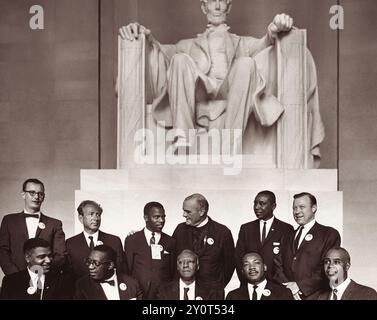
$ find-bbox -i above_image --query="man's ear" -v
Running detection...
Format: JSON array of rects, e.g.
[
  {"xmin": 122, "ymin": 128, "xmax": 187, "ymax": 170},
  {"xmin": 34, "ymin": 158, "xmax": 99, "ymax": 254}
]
[
  {"xmin": 25, "ymin": 253, "xmax": 31, "ymax": 264},
  {"xmin": 108, "ymin": 261, "xmax": 115, "ymax": 271},
  {"xmin": 264, "ymin": 264, "xmax": 267, "ymax": 272},
  {"xmin": 345, "ymin": 262, "xmax": 351, "ymax": 272},
  {"xmin": 143, "ymin": 215, "xmax": 148, "ymax": 222},
  {"xmin": 78, "ymin": 214, "xmax": 84, "ymax": 225},
  {"xmin": 226, "ymin": 3, "xmax": 232, "ymax": 14},
  {"xmin": 311, "ymin": 204, "xmax": 317, "ymax": 214},
  {"xmin": 201, "ymin": 2, "xmax": 208, "ymax": 15},
  {"xmin": 21, "ymin": 191, "xmax": 26, "ymax": 200},
  {"xmin": 271, "ymin": 203, "xmax": 277, "ymax": 211}
]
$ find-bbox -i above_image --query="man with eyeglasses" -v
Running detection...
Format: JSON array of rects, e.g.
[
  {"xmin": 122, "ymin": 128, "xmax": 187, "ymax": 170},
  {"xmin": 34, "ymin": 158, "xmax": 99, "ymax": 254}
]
[
  {"xmin": 0, "ymin": 178, "xmax": 67, "ymax": 275},
  {"xmin": 318, "ymin": 247, "xmax": 377, "ymax": 300},
  {"xmin": 74, "ymin": 245, "xmax": 142, "ymax": 300},
  {"xmin": 1, "ymin": 238, "xmax": 69, "ymax": 300},
  {"xmin": 66, "ymin": 200, "xmax": 125, "ymax": 281}
]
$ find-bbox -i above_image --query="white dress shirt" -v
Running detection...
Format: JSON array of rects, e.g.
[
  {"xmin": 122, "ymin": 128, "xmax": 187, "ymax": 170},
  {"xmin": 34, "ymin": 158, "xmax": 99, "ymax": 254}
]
[
  {"xmin": 179, "ymin": 279, "xmax": 196, "ymax": 300},
  {"xmin": 83, "ymin": 230, "xmax": 99, "ymax": 247},
  {"xmin": 144, "ymin": 228, "xmax": 161, "ymax": 245},
  {"xmin": 331, "ymin": 277, "xmax": 351, "ymax": 300},
  {"xmin": 24, "ymin": 210, "xmax": 41, "ymax": 239},
  {"xmin": 295, "ymin": 219, "xmax": 316, "ymax": 248},
  {"xmin": 100, "ymin": 272, "xmax": 120, "ymax": 300},
  {"xmin": 247, "ymin": 279, "xmax": 267, "ymax": 300},
  {"xmin": 27, "ymin": 266, "xmax": 45, "ymax": 299},
  {"xmin": 259, "ymin": 216, "xmax": 275, "ymax": 242}
]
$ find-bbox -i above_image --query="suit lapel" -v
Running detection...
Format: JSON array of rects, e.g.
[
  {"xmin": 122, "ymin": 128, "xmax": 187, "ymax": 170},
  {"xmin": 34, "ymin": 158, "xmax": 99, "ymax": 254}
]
[
  {"xmin": 262, "ymin": 219, "xmax": 278, "ymax": 247},
  {"xmin": 17, "ymin": 212, "xmax": 30, "ymax": 240},
  {"xmin": 225, "ymin": 33, "xmax": 240, "ymax": 67},
  {"xmin": 35, "ymin": 213, "xmax": 47, "ymax": 238},
  {"xmin": 117, "ymin": 274, "xmax": 130, "ymax": 300},
  {"xmin": 194, "ymin": 33, "xmax": 210, "ymax": 59},
  {"xmin": 296, "ymin": 222, "xmax": 318, "ymax": 252},
  {"xmin": 341, "ymin": 280, "xmax": 355, "ymax": 300}
]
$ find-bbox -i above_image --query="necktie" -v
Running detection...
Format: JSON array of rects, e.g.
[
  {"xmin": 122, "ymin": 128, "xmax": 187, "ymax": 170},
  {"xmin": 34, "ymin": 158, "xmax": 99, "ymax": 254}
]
[
  {"xmin": 252, "ymin": 285, "xmax": 258, "ymax": 300},
  {"xmin": 261, "ymin": 221, "xmax": 267, "ymax": 243},
  {"xmin": 150, "ymin": 232, "xmax": 156, "ymax": 245},
  {"xmin": 88, "ymin": 236, "xmax": 95, "ymax": 250},
  {"xmin": 24, "ymin": 213, "xmax": 39, "ymax": 219},
  {"xmin": 293, "ymin": 226, "xmax": 304, "ymax": 251},
  {"xmin": 102, "ymin": 280, "xmax": 115, "ymax": 286},
  {"xmin": 184, "ymin": 287, "xmax": 189, "ymax": 300},
  {"xmin": 333, "ymin": 288, "xmax": 338, "ymax": 300}
]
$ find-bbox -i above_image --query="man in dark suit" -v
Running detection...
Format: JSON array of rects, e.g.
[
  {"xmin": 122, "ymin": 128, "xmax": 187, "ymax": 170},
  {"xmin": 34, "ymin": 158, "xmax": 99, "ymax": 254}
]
[
  {"xmin": 1, "ymin": 238, "xmax": 69, "ymax": 300},
  {"xmin": 74, "ymin": 245, "xmax": 142, "ymax": 300},
  {"xmin": 157, "ymin": 249, "xmax": 222, "ymax": 300},
  {"xmin": 318, "ymin": 247, "xmax": 377, "ymax": 300},
  {"xmin": 172, "ymin": 193, "xmax": 235, "ymax": 291},
  {"xmin": 0, "ymin": 178, "xmax": 66, "ymax": 275},
  {"xmin": 66, "ymin": 200, "xmax": 125, "ymax": 281},
  {"xmin": 124, "ymin": 201, "xmax": 176, "ymax": 300},
  {"xmin": 235, "ymin": 190, "xmax": 294, "ymax": 282},
  {"xmin": 273, "ymin": 192, "xmax": 341, "ymax": 300},
  {"xmin": 226, "ymin": 252, "xmax": 292, "ymax": 300}
]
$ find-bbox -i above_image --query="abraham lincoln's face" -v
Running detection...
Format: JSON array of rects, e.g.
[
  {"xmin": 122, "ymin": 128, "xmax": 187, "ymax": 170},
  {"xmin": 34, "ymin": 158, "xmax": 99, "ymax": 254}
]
[{"xmin": 201, "ymin": 0, "xmax": 232, "ymax": 26}]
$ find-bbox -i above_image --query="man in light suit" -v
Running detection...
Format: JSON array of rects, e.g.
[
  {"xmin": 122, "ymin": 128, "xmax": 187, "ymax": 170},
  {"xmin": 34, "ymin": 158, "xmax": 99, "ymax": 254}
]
[
  {"xmin": 74, "ymin": 245, "xmax": 142, "ymax": 300},
  {"xmin": 0, "ymin": 178, "xmax": 66, "ymax": 275},
  {"xmin": 66, "ymin": 200, "xmax": 125, "ymax": 281},
  {"xmin": 157, "ymin": 249, "xmax": 222, "ymax": 300},
  {"xmin": 273, "ymin": 192, "xmax": 341, "ymax": 300},
  {"xmin": 119, "ymin": 0, "xmax": 293, "ymax": 148},
  {"xmin": 1, "ymin": 238, "xmax": 69, "ymax": 300},
  {"xmin": 226, "ymin": 252, "xmax": 292, "ymax": 300},
  {"xmin": 172, "ymin": 193, "xmax": 235, "ymax": 291},
  {"xmin": 235, "ymin": 190, "xmax": 294, "ymax": 282},
  {"xmin": 318, "ymin": 247, "xmax": 377, "ymax": 300},
  {"xmin": 124, "ymin": 202, "xmax": 176, "ymax": 300}
]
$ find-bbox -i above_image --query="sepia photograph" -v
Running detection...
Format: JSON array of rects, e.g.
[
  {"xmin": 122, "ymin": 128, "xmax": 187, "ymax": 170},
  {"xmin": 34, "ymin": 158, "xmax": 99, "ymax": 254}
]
[{"xmin": 0, "ymin": 0, "xmax": 376, "ymax": 312}]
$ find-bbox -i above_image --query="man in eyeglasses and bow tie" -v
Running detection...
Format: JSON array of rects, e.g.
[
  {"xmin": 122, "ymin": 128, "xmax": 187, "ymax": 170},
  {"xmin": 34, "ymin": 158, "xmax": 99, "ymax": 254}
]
[
  {"xmin": 0, "ymin": 178, "xmax": 67, "ymax": 276},
  {"xmin": 74, "ymin": 245, "xmax": 142, "ymax": 300}
]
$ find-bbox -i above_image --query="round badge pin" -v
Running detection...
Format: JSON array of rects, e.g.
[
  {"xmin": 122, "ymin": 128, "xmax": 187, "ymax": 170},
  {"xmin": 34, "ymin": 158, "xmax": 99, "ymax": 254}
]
[
  {"xmin": 207, "ymin": 237, "xmax": 214, "ymax": 245},
  {"xmin": 38, "ymin": 222, "xmax": 46, "ymax": 229},
  {"xmin": 305, "ymin": 234, "xmax": 313, "ymax": 241},
  {"xmin": 119, "ymin": 283, "xmax": 127, "ymax": 291},
  {"xmin": 195, "ymin": 296, "xmax": 203, "ymax": 300},
  {"xmin": 263, "ymin": 289, "xmax": 271, "ymax": 296},
  {"xmin": 273, "ymin": 247, "xmax": 280, "ymax": 255},
  {"xmin": 27, "ymin": 286, "xmax": 37, "ymax": 295},
  {"xmin": 158, "ymin": 244, "xmax": 164, "ymax": 251},
  {"xmin": 97, "ymin": 240, "xmax": 103, "ymax": 245}
]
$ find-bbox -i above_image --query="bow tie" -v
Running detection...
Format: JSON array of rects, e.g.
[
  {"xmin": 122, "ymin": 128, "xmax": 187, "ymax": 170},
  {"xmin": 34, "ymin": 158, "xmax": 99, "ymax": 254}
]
[
  {"xmin": 101, "ymin": 280, "xmax": 115, "ymax": 286},
  {"xmin": 23, "ymin": 213, "xmax": 39, "ymax": 219}
]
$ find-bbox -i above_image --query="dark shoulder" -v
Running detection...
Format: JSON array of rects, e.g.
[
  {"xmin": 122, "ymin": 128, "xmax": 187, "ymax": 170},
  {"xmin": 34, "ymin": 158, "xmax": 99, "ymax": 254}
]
[
  {"xmin": 99, "ymin": 231, "xmax": 122, "ymax": 242},
  {"xmin": 240, "ymin": 220, "xmax": 258, "ymax": 231},
  {"xmin": 76, "ymin": 274, "xmax": 91, "ymax": 287},
  {"xmin": 41, "ymin": 214, "xmax": 63, "ymax": 225},
  {"xmin": 209, "ymin": 218, "xmax": 232, "ymax": 234},
  {"xmin": 3, "ymin": 269, "xmax": 27, "ymax": 282},
  {"xmin": 274, "ymin": 218, "xmax": 294, "ymax": 232},
  {"xmin": 315, "ymin": 222, "xmax": 340, "ymax": 237},
  {"xmin": 124, "ymin": 230, "xmax": 144, "ymax": 243},
  {"xmin": 66, "ymin": 233, "xmax": 82, "ymax": 244},
  {"xmin": 1, "ymin": 213, "xmax": 23, "ymax": 222},
  {"xmin": 226, "ymin": 287, "xmax": 242, "ymax": 300},
  {"xmin": 351, "ymin": 280, "xmax": 377, "ymax": 296}
]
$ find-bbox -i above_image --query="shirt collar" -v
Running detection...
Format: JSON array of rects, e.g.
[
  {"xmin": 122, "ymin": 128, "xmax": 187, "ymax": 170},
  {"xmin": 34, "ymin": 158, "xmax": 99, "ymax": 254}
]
[
  {"xmin": 83, "ymin": 230, "xmax": 99, "ymax": 241},
  {"xmin": 196, "ymin": 217, "xmax": 209, "ymax": 228},
  {"xmin": 332, "ymin": 277, "xmax": 351, "ymax": 298},
  {"xmin": 103, "ymin": 272, "xmax": 117, "ymax": 282},
  {"xmin": 24, "ymin": 210, "xmax": 41, "ymax": 217},
  {"xmin": 260, "ymin": 216, "xmax": 274, "ymax": 226},
  {"xmin": 180, "ymin": 278, "xmax": 196, "ymax": 290},
  {"xmin": 300, "ymin": 218, "xmax": 316, "ymax": 231},
  {"xmin": 247, "ymin": 278, "xmax": 267, "ymax": 299},
  {"xmin": 27, "ymin": 266, "xmax": 45, "ymax": 283}
]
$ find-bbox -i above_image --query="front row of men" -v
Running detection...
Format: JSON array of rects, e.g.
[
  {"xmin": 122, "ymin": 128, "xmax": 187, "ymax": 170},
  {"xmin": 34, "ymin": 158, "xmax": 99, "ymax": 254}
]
[{"xmin": 0, "ymin": 178, "xmax": 376, "ymax": 300}]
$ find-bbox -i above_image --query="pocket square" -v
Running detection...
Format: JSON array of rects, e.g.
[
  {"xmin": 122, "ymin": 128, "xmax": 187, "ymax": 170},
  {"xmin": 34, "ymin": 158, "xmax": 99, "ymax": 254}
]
[
  {"xmin": 163, "ymin": 250, "xmax": 170, "ymax": 254},
  {"xmin": 273, "ymin": 242, "xmax": 280, "ymax": 246}
]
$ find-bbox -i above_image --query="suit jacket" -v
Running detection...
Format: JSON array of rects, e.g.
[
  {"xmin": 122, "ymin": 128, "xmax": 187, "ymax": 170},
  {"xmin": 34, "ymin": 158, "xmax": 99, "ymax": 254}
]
[
  {"xmin": 124, "ymin": 230, "xmax": 176, "ymax": 300},
  {"xmin": 156, "ymin": 278, "xmax": 223, "ymax": 300},
  {"xmin": 226, "ymin": 280, "xmax": 293, "ymax": 300},
  {"xmin": 273, "ymin": 221, "xmax": 341, "ymax": 299},
  {"xmin": 0, "ymin": 212, "xmax": 67, "ymax": 275},
  {"xmin": 66, "ymin": 230, "xmax": 125, "ymax": 280},
  {"xmin": 0, "ymin": 269, "xmax": 69, "ymax": 300},
  {"xmin": 318, "ymin": 280, "xmax": 377, "ymax": 300},
  {"xmin": 172, "ymin": 217, "xmax": 235, "ymax": 291},
  {"xmin": 74, "ymin": 272, "xmax": 142, "ymax": 300},
  {"xmin": 235, "ymin": 217, "xmax": 294, "ymax": 282}
]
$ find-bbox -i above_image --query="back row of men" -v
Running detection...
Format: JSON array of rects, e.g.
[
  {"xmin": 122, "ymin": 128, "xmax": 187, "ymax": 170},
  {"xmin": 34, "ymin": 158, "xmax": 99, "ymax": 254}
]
[{"xmin": 0, "ymin": 178, "xmax": 376, "ymax": 300}]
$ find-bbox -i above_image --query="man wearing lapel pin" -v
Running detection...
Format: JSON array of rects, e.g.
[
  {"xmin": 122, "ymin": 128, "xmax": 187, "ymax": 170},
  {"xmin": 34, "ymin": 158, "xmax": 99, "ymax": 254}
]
[
  {"xmin": 226, "ymin": 252, "xmax": 292, "ymax": 300},
  {"xmin": 172, "ymin": 193, "xmax": 235, "ymax": 292},
  {"xmin": 273, "ymin": 192, "xmax": 341, "ymax": 300},
  {"xmin": 74, "ymin": 245, "xmax": 142, "ymax": 300},
  {"xmin": 157, "ymin": 249, "xmax": 222, "ymax": 300},
  {"xmin": 318, "ymin": 247, "xmax": 377, "ymax": 300},
  {"xmin": 124, "ymin": 202, "xmax": 176, "ymax": 300},
  {"xmin": 0, "ymin": 238, "xmax": 69, "ymax": 300},
  {"xmin": 119, "ymin": 0, "xmax": 293, "ymax": 149},
  {"xmin": 0, "ymin": 178, "xmax": 66, "ymax": 275},
  {"xmin": 235, "ymin": 190, "xmax": 294, "ymax": 283},
  {"xmin": 66, "ymin": 200, "xmax": 125, "ymax": 281}
]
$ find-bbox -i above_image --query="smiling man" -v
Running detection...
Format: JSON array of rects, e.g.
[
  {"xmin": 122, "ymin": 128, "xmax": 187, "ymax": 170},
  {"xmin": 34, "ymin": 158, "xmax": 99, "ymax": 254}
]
[
  {"xmin": 0, "ymin": 238, "xmax": 68, "ymax": 300},
  {"xmin": 226, "ymin": 252, "xmax": 291, "ymax": 300},
  {"xmin": 0, "ymin": 178, "xmax": 66, "ymax": 275},
  {"xmin": 66, "ymin": 200, "xmax": 125, "ymax": 281},
  {"xmin": 172, "ymin": 193, "xmax": 235, "ymax": 292},
  {"xmin": 235, "ymin": 190, "xmax": 294, "ymax": 282},
  {"xmin": 273, "ymin": 192, "xmax": 341, "ymax": 300},
  {"xmin": 119, "ymin": 0, "xmax": 293, "ymax": 149},
  {"xmin": 318, "ymin": 247, "xmax": 377, "ymax": 300},
  {"xmin": 124, "ymin": 201, "xmax": 176, "ymax": 299}
]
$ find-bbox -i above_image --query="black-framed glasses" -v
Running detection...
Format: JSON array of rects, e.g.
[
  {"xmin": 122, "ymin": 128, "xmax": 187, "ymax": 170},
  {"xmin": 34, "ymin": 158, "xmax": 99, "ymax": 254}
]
[
  {"xmin": 24, "ymin": 190, "xmax": 45, "ymax": 198},
  {"xmin": 84, "ymin": 258, "xmax": 111, "ymax": 268}
]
